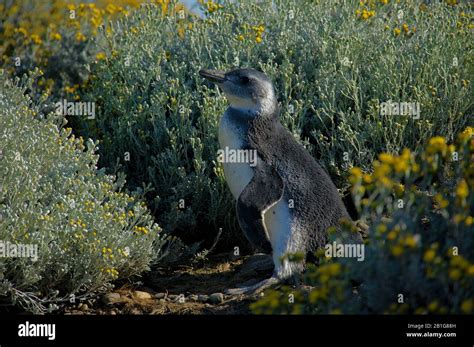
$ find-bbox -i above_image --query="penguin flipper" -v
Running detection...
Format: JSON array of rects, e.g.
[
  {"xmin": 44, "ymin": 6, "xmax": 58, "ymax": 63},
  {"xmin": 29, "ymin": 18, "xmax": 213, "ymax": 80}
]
[{"xmin": 236, "ymin": 160, "xmax": 284, "ymax": 254}]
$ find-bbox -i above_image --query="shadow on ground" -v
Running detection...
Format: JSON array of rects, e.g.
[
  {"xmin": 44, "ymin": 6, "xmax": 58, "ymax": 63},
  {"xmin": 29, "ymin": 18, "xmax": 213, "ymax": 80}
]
[{"xmin": 63, "ymin": 253, "xmax": 275, "ymax": 315}]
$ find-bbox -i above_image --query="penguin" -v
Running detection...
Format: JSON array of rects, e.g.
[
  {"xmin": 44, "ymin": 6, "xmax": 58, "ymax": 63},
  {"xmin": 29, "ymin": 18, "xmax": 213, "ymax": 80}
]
[{"xmin": 199, "ymin": 67, "xmax": 362, "ymax": 294}]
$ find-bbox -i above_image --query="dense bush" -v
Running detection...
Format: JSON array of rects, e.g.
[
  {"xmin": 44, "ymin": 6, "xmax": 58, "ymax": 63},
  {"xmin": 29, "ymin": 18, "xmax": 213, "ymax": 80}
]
[
  {"xmin": 252, "ymin": 128, "xmax": 474, "ymax": 314},
  {"xmin": 0, "ymin": 0, "xmax": 184, "ymax": 104},
  {"xmin": 76, "ymin": 0, "xmax": 472, "ymax": 246},
  {"xmin": 0, "ymin": 71, "xmax": 165, "ymax": 313}
]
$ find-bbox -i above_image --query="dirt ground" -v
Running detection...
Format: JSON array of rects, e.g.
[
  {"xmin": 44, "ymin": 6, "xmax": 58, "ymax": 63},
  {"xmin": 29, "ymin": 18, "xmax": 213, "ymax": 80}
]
[{"xmin": 62, "ymin": 253, "xmax": 276, "ymax": 315}]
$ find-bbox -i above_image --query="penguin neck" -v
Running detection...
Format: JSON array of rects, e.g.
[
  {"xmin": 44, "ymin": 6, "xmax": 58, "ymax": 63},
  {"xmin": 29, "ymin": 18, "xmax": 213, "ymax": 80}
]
[{"xmin": 229, "ymin": 97, "xmax": 279, "ymax": 119}]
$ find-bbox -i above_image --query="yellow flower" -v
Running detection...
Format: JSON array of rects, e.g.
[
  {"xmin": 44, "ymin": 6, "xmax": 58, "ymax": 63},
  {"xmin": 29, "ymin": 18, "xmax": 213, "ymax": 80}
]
[
  {"xmin": 30, "ymin": 34, "xmax": 42, "ymax": 45},
  {"xmin": 16, "ymin": 27, "xmax": 27, "ymax": 36},
  {"xmin": 379, "ymin": 153, "xmax": 394, "ymax": 164},
  {"xmin": 106, "ymin": 3, "xmax": 117, "ymax": 14},
  {"xmin": 256, "ymin": 36, "xmax": 262, "ymax": 43},
  {"xmin": 456, "ymin": 179, "xmax": 469, "ymax": 199},
  {"xmin": 434, "ymin": 193, "xmax": 449, "ymax": 209},
  {"xmin": 423, "ymin": 249, "xmax": 436, "ymax": 262},
  {"xmin": 394, "ymin": 183, "xmax": 405, "ymax": 197},
  {"xmin": 328, "ymin": 263, "xmax": 342, "ymax": 276},
  {"xmin": 458, "ymin": 127, "xmax": 473, "ymax": 143},
  {"xmin": 75, "ymin": 32, "xmax": 86, "ymax": 42},
  {"xmin": 460, "ymin": 299, "xmax": 473, "ymax": 314},
  {"xmin": 376, "ymin": 224, "xmax": 387, "ymax": 234},
  {"xmin": 95, "ymin": 52, "xmax": 107, "ymax": 61},
  {"xmin": 428, "ymin": 301, "xmax": 438, "ymax": 312},
  {"xmin": 206, "ymin": 1, "xmax": 222, "ymax": 13},
  {"xmin": 450, "ymin": 255, "xmax": 468, "ymax": 269},
  {"xmin": 379, "ymin": 176, "xmax": 393, "ymax": 189},
  {"xmin": 373, "ymin": 162, "xmax": 391, "ymax": 178},
  {"xmin": 393, "ymin": 157, "xmax": 409, "ymax": 173},
  {"xmin": 362, "ymin": 174, "xmax": 372, "ymax": 184},
  {"xmin": 351, "ymin": 167, "xmax": 363, "ymax": 177},
  {"xmin": 51, "ymin": 32, "xmax": 62, "ymax": 41},
  {"xmin": 387, "ymin": 230, "xmax": 397, "ymax": 241},
  {"xmin": 448, "ymin": 268, "xmax": 461, "ymax": 281},
  {"xmin": 349, "ymin": 167, "xmax": 363, "ymax": 185},
  {"xmin": 404, "ymin": 235, "xmax": 417, "ymax": 248},
  {"xmin": 402, "ymin": 23, "xmax": 409, "ymax": 33},
  {"xmin": 453, "ymin": 214, "xmax": 463, "ymax": 224},
  {"xmin": 178, "ymin": 27, "xmax": 185, "ymax": 39},
  {"xmin": 391, "ymin": 245, "xmax": 403, "ymax": 256},
  {"xmin": 465, "ymin": 265, "xmax": 474, "ymax": 276},
  {"xmin": 465, "ymin": 216, "xmax": 473, "ymax": 226},
  {"xmin": 237, "ymin": 34, "xmax": 245, "ymax": 41},
  {"xmin": 393, "ymin": 28, "xmax": 401, "ymax": 36},
  {"xmin": 426, "ymin": 136, "xmax": 447, "ymax": 154},
  {"xmin": 64, "ymin": 85, "xmax": 76, "ymax": 94}
]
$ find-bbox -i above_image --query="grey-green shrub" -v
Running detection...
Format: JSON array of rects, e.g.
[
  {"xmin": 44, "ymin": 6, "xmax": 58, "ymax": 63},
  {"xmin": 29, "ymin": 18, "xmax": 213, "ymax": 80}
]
[
  {"xmin": 78, "ymin": 0, "xmax": 472, "ymax": 245},
  {"xmin": 0, "ymin": 71, "xmax": 165, "ymax": 313}
]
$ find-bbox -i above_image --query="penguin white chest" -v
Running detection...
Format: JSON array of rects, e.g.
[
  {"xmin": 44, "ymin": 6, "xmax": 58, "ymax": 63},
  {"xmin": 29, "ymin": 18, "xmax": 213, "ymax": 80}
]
[{"xmin": 218, "ymin": 111, "xmax": 254, "ymax": 200}]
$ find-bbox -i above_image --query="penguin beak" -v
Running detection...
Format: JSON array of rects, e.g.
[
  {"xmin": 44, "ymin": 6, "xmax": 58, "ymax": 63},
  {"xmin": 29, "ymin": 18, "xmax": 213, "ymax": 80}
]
[{"xmin": 199, "ymin": 69, "xmax": 226, "ymax": 84}]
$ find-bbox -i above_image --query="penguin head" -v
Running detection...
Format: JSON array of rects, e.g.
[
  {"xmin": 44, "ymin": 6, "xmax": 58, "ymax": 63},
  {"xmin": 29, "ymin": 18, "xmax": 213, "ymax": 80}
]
[{"xmin": 199, "ymin": 68, "xmax": 277, "ymax": 114}]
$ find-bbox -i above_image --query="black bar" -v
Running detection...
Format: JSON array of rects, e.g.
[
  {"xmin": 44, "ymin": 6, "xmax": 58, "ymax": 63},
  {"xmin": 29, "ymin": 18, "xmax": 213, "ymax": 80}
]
[{"xmin": 0, "ymin": 314, "xmax": 472, "ymax": 346}]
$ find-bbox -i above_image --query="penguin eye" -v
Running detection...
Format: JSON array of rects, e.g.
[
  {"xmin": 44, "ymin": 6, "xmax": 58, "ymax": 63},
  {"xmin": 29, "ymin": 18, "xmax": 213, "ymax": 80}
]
[{"xmin": 240, "ymin": 76, "xmax": 250, "ymax": 84}]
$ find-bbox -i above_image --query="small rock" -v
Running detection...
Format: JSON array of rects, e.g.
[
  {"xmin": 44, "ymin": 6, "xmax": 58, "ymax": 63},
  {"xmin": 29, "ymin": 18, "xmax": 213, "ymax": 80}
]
[
  {"xmin": 154, "ymin": 293, "xmax": 166, "ymax": 299},
  {"xmin": 129, "ymin": 308, "xmax": 142, "ymax": 315},
  {"xmin": 197, "ymin": 294, "xmax": 209, "ymax": 303},
  {"xmin": 209, "ymin": 293, "xmax": 224, "ymax": 304},
  {"xmin": 132, "ymin": 291, "xmax": 152, "ymax": 300},
  {"xmin": 167, "ymin": 294, "xmax": 178, "ymax": 301},
  {"xmin": 159, "ymin": 299, "xmax": 166, "ymax": 303},
  {"xmin": 188, "ymin": 294, "xmax": 198, "ymax": 302},
  {"xmin": 103, "ymin": 292, "xmax": 122, "ymax": 305},
  {"xmin": 79, "ymin": 303, "xmax": 89, "ymax": 311},
  {"xmin": 110, "ymin": 311, "xmax": 117, "ymax": 315}
]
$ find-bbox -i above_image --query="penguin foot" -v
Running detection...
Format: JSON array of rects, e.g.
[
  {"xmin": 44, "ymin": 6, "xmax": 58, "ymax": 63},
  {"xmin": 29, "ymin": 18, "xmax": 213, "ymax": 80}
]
[{"xmin": 225, "ymin": 276, "xmax": 280, "ymax": 295}]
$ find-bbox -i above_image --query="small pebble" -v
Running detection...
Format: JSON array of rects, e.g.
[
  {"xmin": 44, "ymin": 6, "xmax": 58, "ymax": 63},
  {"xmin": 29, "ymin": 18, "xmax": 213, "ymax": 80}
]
[
  {"xmin": 188, "ymin": 294, "xmax": 198, "ymax": 302},
  {"xmin": 103, "ymin": 292, "xmax": 121, "ymax": 305},
  {"xmin": 132, "ymin": 291, "xmax": 152, "ymax": 300},
  {"xmin": 209, "ymin": 293, "xmax": 224, "ymax": 304},
  {"xmin": 197, "ymin": 294, "xmax": 209, "ymax": 303},
  {"xmin": 154, "ymin": 293, "xmax": 166, "ymax": 299}
]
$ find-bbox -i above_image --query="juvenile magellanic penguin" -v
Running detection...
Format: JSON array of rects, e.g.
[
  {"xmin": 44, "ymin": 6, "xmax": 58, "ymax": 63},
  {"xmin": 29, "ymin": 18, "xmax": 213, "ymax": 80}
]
[{"xmin": 199, "ymin": 67, "xmax": 362, "ymax": 294}]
